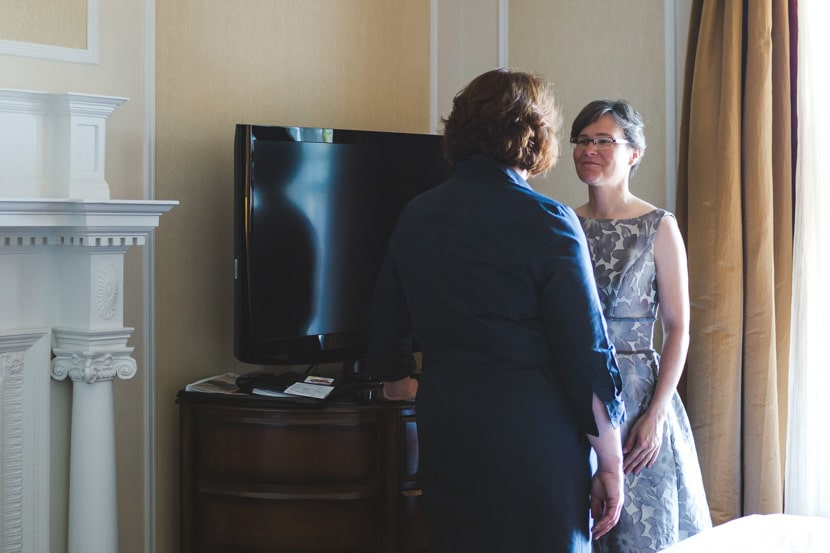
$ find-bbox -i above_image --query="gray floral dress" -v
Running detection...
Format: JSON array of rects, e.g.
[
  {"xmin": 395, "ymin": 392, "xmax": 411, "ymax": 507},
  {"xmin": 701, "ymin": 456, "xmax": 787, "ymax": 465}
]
[{"xmin": 580, "ymin": 209, "xmax": 712, "ymax": 553}]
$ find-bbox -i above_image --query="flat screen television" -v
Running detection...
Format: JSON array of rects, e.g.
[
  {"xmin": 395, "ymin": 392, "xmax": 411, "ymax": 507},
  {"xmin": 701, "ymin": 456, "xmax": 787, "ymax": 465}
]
[{"xmin": 234, "ymin": 124, "xmax": 452, "ymax": 370}]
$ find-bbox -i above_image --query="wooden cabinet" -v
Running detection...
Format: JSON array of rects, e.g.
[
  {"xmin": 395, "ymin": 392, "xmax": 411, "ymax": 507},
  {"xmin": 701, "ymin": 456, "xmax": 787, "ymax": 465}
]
[{"xmin": 177, "ymin": 389, "xmax": 426, "ymax": 553}]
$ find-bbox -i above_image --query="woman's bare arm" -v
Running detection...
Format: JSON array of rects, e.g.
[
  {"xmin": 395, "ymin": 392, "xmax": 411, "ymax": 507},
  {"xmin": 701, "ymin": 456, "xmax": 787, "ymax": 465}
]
[
  {"xmin": 622, "ymin": 215, "xmax": 690, "ymax": 474},
  {"xmin": 587, "ymin": 393, "xmax": 624, "ymax": 539}
]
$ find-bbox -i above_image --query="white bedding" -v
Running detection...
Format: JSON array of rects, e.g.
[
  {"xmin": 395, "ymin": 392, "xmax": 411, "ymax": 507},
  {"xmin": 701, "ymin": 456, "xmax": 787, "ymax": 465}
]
[{"xmin": 659, "ymin": 514, "xmax": 830, "ymax": 553}]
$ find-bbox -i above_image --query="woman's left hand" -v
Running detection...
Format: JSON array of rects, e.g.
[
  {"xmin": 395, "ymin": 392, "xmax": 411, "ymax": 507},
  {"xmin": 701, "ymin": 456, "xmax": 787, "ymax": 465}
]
[{"xmin": 622, "ymin": 409, "xmax": 665, "ymax": 474}]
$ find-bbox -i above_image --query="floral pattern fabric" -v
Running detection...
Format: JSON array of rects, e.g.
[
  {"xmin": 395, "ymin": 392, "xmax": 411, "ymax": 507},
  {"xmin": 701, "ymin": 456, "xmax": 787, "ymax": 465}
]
[{"xmin": 580, "ymin": 209, "xmax": 712, "ymax": 553}]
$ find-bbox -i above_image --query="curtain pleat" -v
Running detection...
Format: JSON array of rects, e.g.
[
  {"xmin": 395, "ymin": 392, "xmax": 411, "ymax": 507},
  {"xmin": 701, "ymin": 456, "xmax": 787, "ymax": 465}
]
[
  {"xmin": 770, "ymin": 0, "xmax": 793, "ymax": 489},
  {"xmin": 676, "ymin": 0, "xmax": 792, "ymax": 525}
]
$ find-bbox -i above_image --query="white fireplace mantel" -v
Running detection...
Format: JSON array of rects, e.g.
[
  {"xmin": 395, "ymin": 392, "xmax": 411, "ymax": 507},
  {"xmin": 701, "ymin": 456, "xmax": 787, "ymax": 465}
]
[
  {"xmin": 0, "ymin": 199, "xmax": 176, "ymax": 553},
  {"xmin": 0, "ymin": 88, "xmax": 177, "ymax": 553}
]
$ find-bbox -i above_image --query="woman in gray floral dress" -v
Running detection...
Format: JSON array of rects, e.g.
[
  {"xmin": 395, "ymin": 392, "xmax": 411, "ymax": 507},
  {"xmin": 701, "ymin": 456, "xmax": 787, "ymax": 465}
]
[{"xmin": 570, "ymin": 99, "xmax": 711, "ymax": 552}]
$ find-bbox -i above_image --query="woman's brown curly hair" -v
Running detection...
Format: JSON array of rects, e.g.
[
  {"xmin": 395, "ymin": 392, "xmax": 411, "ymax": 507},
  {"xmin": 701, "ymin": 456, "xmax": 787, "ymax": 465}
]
[{"xmin": 442, "ymin": 67, "xmax": 562, "ymax": 177}]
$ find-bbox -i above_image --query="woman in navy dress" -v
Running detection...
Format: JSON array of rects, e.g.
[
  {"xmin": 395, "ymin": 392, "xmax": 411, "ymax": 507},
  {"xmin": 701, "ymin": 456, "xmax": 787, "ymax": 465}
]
[{"xmin": 368, "ymin": 68, "xmax": 626, "ymax": 553}]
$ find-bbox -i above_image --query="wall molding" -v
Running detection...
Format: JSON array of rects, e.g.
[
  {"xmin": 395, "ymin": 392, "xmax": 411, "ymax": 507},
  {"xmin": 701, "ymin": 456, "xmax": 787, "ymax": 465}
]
[
  {"xmin": 430, "ymin": 0, "xmax": 438, "ymax": 133},
  {"xmin": 430, "ymin": 0, "xmax": 506, "ymax": 134},
  {"xmin": 0, "ymin": 330, "xmax": 51, "ymax": 553},
  {"xmin": 665, "ymin": 0, "xmax": 678, "ymax": 213},
  {"xmin": 498, "ymin": 0, "xmax": 508, "ymax": 68},
  {"xmin": 665, "ymin": 0, "xmax": 692, "ymax": 213},
  {"xmin": 142, "ymin": 0, "xmax": 158, "ymax": 550},
  {"xmin": 0, "ymin": 0, "xmax": 99, "ymax": 64}
]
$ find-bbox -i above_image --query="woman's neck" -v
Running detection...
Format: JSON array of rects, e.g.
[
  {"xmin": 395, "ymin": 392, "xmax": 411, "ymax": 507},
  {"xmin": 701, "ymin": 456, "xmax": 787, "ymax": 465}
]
[{"xmin": 584, "ymin": 186, "xmax": 634, "ymax": 219}]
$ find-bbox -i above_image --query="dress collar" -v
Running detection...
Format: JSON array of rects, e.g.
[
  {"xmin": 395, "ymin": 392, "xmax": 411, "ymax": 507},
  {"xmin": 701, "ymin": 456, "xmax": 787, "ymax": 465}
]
[{"xmin": 454, "ymin": 154, "xmax": 533, "ymax": 191}]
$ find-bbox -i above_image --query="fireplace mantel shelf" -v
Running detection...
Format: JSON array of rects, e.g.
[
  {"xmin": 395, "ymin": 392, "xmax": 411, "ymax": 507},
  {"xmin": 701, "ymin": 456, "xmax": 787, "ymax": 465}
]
[
  {"xmin": 0, "ymin": 199, "xmax": 178, "ymax": 250},
  {"xmin": 0, "ymin": 198, "xmax": 178, "ymax": 229}
]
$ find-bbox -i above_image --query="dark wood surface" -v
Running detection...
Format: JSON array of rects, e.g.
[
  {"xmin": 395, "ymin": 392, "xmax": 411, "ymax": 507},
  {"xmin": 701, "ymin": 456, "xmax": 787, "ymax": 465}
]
[{"xmin": 178, "ymin": 388, "xmax": 426, "ymax": 553}]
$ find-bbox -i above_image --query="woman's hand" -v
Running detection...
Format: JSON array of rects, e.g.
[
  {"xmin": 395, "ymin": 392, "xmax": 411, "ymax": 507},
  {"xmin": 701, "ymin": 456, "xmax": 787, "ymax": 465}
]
[
  {"xmin": 587, "ymin": 393, "xmax": 625, "ymax": 539},
  {"xmin": 382, "ymin": 376, "xmax": 418, "ymax": 400},
  {"xmin": 622, "ymin": 409, "xmax": 666, "ymax": 474},
  {"xmin": 590, "ymin": 466, "xmax": 624, "ymax": 539}
]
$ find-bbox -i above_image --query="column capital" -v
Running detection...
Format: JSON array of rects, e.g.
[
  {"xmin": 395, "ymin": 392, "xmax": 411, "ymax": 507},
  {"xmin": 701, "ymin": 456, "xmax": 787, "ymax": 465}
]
[{"xmin": 51, "ymin": 327, "xmax": 136, "ymax": 383}]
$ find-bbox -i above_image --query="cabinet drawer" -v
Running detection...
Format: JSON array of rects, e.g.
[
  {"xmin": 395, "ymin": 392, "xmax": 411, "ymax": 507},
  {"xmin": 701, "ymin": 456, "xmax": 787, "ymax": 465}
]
[
  {"xmin": 193, "ymin": 410, "xmax": 382, "ymax": 485},
  {"xmin": 193, "ymin": 495, "xmax": 380, "ymax": 553}
]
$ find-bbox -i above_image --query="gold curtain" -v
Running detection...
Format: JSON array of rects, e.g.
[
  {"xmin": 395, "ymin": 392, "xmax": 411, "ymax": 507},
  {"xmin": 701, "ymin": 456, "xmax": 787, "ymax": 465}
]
[{"xmin": 676, "ymin": 0, "xmax": 793, "ymax": 524}]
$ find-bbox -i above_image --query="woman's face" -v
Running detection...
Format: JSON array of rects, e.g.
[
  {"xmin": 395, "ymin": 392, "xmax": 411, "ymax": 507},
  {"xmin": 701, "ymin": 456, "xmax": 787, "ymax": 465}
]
[{"xmin": 572, "ymin": 114, "xmax": 640, "ymax": 188}]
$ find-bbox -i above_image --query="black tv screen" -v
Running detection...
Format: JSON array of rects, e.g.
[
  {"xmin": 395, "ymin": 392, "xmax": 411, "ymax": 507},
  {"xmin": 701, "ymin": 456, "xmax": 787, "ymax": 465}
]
[{"xmin": 234, "ymin": 124, "xmax": 452, "ymax": 367}]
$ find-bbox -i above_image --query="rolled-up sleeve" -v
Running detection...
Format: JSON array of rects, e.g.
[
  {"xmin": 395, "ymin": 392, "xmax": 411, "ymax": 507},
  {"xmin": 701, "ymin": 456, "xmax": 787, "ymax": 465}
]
[{"xmin": 536, "ymin": 206, "xmax": 625, "ymax": 436}]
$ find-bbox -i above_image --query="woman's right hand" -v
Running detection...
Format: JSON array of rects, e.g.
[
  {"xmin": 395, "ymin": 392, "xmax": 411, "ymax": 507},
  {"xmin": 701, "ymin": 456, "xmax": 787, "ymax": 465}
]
[
  {"xmin": 587, "ymin": 393, "xmax": 625, "ymax": 539},
  {"xmin": 590, "ymin": 466, "xmax": 624, "ymax": 539},
  {"xmin": 381, "ymin": 377, "xmax": 418, "ymax": 400}
]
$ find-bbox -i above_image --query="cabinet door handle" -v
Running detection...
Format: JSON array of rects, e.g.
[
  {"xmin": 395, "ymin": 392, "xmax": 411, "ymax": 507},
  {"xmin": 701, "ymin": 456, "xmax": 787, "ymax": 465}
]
[{"xmin": 401, "ymin": 489, "xmax": 423, "ymax": 497}]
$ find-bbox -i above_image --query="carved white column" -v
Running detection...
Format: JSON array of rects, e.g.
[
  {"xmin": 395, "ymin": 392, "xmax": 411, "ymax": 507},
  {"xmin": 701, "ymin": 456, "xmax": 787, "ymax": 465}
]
[
  {"xmin": 49, "ymin": 243, "xmax": 139, "ymax": 553},
  {"xmin": 52, "ymin": 329, "xmax": 136, "ymax": 553}
]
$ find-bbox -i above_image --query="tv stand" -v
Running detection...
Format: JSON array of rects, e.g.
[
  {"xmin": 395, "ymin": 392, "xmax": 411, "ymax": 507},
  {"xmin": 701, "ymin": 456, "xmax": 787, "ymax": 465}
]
[{"xmin": 177, "ymin": 387, "xmax": 425, "ymax": 553}]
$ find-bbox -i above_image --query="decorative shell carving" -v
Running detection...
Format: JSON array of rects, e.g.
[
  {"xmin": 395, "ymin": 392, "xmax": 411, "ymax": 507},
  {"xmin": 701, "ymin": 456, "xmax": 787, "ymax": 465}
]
[{"xmin": 95, "ymin": 263, "xmax": 120, "ymax": 320}]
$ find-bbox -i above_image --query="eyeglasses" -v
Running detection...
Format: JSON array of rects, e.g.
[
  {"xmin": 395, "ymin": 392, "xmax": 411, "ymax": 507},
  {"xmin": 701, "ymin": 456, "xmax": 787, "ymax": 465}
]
[{"xmin": 570, "ymin": 136, "xmax": 629, "ymax": 150}]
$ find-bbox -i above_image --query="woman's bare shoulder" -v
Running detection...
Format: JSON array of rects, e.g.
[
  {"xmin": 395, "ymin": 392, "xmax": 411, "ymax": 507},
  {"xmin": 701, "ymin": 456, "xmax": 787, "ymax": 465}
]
[{"xmin": 632, "ymin": 197, "xmax": 659, "ymax": 217}]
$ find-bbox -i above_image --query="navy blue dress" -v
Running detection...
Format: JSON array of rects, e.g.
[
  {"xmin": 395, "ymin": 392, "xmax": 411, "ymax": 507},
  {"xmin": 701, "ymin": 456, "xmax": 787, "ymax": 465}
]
[{"xmin": 368, "ymin": 155, "xmax": 625, "ymax": 553}]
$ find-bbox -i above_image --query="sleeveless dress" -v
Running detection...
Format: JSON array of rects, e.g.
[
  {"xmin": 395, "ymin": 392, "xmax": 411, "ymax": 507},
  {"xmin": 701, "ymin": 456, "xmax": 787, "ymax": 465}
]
[{"xmin": 579, "ymin": 209, "xmax": 712, "ymax": 553}]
